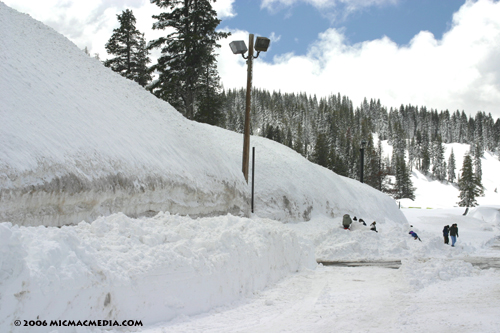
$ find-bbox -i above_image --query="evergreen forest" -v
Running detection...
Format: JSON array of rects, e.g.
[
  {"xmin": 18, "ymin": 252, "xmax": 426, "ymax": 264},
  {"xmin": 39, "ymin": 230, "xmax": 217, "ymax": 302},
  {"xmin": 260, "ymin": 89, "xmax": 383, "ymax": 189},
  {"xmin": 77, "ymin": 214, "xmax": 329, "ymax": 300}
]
[{"xmin": 218, "ymin": 88, "xmax": 500, "ymax": 200}]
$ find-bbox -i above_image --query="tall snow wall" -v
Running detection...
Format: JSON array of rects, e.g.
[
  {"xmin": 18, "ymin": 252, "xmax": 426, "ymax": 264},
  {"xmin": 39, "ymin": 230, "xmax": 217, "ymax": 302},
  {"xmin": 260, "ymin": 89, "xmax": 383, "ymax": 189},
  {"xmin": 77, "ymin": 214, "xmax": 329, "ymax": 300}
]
[
  {"xmin": 0, "ymin": 3, "xmax": 249, "ymax": 226},
  {"xmin": 0, "ymin": 3, "xmax": 405, "ymax": 227}
]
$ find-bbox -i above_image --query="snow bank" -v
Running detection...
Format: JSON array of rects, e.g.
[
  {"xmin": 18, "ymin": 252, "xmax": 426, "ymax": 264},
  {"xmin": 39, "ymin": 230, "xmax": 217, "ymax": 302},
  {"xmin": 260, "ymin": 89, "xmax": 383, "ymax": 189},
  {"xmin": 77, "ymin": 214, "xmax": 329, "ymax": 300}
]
[
  {"xmin": 0, "ymin": 213, "xmax": 315, "ymax": 331},
  {"xmin": 0, "ymin": 3, "xmax": 249, "ymax": 226},
  {"xmin": 233, "ymin": 136, "xmax": 406, "ymax": 224},
  {"xmin": 400, "ymin": 258, "xmax": 479, "ymax": 290},
  {"xmin": 468, "ymin": 206, "xmax": 500, "ymax": 227},
  {"xmin": 0, "ymin": 2, "xmax": 404, "ymax": 227},
  {"xmin": 288, "ymin": 216, "xmax": 411, "ymax": 261}
]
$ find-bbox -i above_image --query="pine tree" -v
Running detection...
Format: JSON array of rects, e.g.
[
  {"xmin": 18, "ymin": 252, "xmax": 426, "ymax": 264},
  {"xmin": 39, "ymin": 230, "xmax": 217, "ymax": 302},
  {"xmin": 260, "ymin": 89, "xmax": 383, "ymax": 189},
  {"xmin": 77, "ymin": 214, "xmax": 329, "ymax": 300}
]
[
  {"xmin": 194, "ymin": 61, "xmax": 224, "ymax": 125},
  {"xmin": 149, "ymin": 0, "xmax": 230, "ymax": 119},
  {"xmin": 447, "ymin": 148, "xmax": 456, "ymax": 183},
  {"xmin": 471, "ymin": 142, "xmax": 484, "ymax": 196},
  {"xmin": 458, "ymin": 154, "xmax": 480, "ymax": 207},
  {"xmin": 431, "ymin": 136, "xmax": 446, "ymax": 181},
  {"xmin": 420, "ymin": 140, "xmax": 431, "ymax": 174},
  {"xmin": 373, "ymin": 139, "xmax": 389, "ymax": 191},
  {"xmin": 311, "ymin": 132, "xmax": 329, "ymax": 168},
  {"xmin": 394, "ymin": 155, "xmax": 415, "ymax": 200},
  {"xmin": 294, "ymin": 122, "xmax": 305, "ymax": 156},
  {"xmin": 330, "ymin": 148, "xmax": 348, "ymax": 177},
  {"xmin": 104, "ymin": 9, "xmax": 151, "ymax": 87}
]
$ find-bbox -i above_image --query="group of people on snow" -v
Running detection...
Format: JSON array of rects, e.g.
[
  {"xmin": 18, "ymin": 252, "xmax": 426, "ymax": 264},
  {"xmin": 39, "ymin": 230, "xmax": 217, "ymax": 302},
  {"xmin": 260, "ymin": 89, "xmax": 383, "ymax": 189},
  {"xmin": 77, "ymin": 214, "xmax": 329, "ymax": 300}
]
[
  {"xmin": 342, "ymin": 214, "xmax": 460, "ymax": 247},
  {"xmin": 342, "ymin": 214, "xmax": 377, "ymax": 232},
  {"xmin": 443, "ymin": 224, "xmax": 459, "ymax": 246},
  {"xmin": 408, "ymin": 224, "xmax": 459, "ymax": 246}
]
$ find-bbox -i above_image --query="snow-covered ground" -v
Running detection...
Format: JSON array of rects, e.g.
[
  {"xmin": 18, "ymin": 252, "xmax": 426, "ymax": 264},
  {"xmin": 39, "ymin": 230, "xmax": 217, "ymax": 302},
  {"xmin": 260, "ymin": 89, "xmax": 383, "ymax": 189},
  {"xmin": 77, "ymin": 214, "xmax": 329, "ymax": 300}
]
[
  {"xmin": 1, "ymin": 3, "xmax": 500, "ymax": 333},
  {"xmin": 3, "ymin": 206, "xmax": 499, "ymax": 333}
]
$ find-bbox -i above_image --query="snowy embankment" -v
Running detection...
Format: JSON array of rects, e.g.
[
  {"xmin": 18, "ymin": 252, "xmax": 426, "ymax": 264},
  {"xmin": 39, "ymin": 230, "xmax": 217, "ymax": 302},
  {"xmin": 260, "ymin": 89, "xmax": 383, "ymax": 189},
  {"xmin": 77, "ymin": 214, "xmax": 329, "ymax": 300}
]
[
  {"xmin": 0, "ymin": 2, "xmax": 401, "ymax": 228},
  {"xmin": 0, "ymin": 2, "xmax": 249, "ymax": 227},
  {"xmin": 0, "ymin": 3, "xmax": 408, "ymax": 331},
  {"xmin": 0, "ymin": 213, "xmax": 315, "ymax": 328}
]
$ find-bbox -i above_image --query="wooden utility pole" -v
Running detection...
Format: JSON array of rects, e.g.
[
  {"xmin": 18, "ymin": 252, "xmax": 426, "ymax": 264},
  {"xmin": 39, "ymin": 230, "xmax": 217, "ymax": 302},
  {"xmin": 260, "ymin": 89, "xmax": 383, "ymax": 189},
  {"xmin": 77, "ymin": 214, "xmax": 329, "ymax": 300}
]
[{"xmin": 242, "ymin": 34, "xmax": 254, "ymax": 183}]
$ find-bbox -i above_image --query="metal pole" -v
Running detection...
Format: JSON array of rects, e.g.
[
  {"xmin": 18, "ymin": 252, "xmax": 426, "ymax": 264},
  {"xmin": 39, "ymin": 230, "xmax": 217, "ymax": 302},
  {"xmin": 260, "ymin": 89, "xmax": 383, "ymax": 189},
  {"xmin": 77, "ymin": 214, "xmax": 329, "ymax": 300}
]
[
  {"xmin": 251, "ymin": 147, "xmax": 255, "ymax": 213},
  {"xmin": 242, "ymin": 34, "xmax": 254, "ymax": 183},
  {"xmin": 360, "ymin": 147, "xmax": 365, "ymax": 183}
]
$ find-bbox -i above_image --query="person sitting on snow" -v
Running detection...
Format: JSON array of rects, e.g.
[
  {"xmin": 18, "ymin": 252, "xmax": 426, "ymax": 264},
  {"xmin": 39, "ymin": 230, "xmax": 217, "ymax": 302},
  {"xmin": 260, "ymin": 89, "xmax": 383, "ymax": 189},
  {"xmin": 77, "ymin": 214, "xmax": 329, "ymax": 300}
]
[
  {"xmin": 409, "ymin": 230, "xmax": 421, "ymax": 242},
  {"xmin": 370, "ymin": 221, "xmax": 378, "ymax": 233},
  {"xmin": 359, "ymin": 218, "xmax": 366, "ymax": 226},
  {"xmin": 342, "ymin": 214, "xmax": 352, "ymax": 230}
]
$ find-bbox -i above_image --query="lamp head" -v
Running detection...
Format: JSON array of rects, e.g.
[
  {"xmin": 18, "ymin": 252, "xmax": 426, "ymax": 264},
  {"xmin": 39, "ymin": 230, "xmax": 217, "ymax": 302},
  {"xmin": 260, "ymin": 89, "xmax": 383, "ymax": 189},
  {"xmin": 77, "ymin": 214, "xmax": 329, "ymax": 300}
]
[
  {"xmin": 255, "ymin": 37, "xmax": 270, "ymax": 52},
  {"xmin": 229, "ymin": 40, "xmax": 248, "ymax": 55}
]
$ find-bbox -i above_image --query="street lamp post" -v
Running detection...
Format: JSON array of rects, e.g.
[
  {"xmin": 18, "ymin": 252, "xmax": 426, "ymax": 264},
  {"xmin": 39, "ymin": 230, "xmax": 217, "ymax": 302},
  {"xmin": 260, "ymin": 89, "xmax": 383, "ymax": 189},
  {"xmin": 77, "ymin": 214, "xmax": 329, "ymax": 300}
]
[
  {"xmin": 360, "ymin": 140, "xmax": 367, "ymax": 183},
  {"xmin": 229, "ymin": 35, "xmax": 270, "ymax": 183}
]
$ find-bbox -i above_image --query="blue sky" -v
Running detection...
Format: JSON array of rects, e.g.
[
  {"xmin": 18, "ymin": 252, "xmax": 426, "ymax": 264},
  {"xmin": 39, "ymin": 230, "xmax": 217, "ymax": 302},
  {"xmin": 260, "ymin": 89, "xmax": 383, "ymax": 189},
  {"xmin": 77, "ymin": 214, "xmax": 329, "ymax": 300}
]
[
  {"xmin": 221, "ymin": 0, "xmax": 465, "ymax": 56},
  {"xmin": 4, "ymin": 0, "xmax": 500, "ymax": 118}
]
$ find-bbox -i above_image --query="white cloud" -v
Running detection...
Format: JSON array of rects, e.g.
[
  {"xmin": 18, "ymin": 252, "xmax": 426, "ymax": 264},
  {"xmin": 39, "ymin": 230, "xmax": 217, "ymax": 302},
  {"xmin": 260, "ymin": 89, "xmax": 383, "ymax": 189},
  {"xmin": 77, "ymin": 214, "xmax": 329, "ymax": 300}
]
[
  {"xmin": 269, "ymin": 32, "xmax": 282, "ymax": 43},
  {"xmin": 260, "ymin": 0, "xmax": 398, "ymax": 24},
  {"xmin": 260, "ymin": 0, "xmax": 398, "ymax": 14},
  {"xmin": 212, "ymin": 0, "xmax": 237, "ymax": 19},
  {"xmin": 218, "ymin": 0, "xmax": 500, "ymax": 119},
  {"xmin": 5, "ymin": 0, "xmax": 235, "ymax": 59}
]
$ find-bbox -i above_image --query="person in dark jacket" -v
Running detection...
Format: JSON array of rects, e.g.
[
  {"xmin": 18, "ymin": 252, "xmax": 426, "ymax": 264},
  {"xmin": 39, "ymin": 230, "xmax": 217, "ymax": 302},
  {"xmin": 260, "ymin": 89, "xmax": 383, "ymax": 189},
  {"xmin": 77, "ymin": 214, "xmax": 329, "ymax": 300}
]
[
  {"xmin": 449, "ymin": 224, "xmax": 459, "ymax": 247},
  {"xmin": 409, "ymin": 230, "xmax": 421, "ymax": 241},
  {"xmin": 443, "ymin": 225, "xmax": 450, "ymax": 244},
  {"xmin": 370, "ymin": 221, "xmax": 378, "ymax": 233}
]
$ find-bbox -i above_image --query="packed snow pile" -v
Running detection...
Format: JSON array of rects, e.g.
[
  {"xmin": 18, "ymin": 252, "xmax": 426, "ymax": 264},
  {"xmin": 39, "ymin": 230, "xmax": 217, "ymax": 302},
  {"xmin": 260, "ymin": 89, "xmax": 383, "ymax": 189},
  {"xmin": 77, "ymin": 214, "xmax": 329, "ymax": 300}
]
[
  {"xmin": 0, "ymin": 213, "xmax": 315, "ymax": 329},
  {"xmin": 468, "ymin": 206, "xmax": 500, "ymax": 227},
  {"xmin": 400, "ymin": 258, "xmax": 480, "ymax": 291},
  {"xmin": 0, "ymin": 2, "xmax": 249, "ymax": 226},
  {"xmin": 0, "ymin": 2, "xmax": 402, "ymax": 227}
]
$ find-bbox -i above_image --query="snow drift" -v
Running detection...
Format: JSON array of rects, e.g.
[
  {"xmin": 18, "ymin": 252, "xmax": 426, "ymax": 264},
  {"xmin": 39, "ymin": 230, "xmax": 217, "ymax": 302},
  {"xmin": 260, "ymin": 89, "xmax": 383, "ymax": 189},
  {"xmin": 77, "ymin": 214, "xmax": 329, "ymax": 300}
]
[
  {"xmin": 0, "ymin": 213, "xmax": 315, "ymax": 329},
  {"xmin": 0, "ymin": 2, "xmax": 403, "ymax": 227}
]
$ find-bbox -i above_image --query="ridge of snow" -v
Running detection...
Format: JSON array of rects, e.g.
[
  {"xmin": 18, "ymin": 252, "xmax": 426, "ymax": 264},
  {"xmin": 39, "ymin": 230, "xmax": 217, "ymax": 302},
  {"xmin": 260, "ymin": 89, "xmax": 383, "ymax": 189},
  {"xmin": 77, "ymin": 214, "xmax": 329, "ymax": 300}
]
[{"xmin": 0, "ymin": 2, "xmax": 403, "ymax": 227}]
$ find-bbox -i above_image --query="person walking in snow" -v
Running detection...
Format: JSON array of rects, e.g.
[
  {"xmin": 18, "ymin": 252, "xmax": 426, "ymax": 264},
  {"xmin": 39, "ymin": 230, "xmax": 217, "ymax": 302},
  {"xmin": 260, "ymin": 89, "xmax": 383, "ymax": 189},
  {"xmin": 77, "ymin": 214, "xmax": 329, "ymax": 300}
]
[
  {"xmin": 443, "ymin": 225, "xmax": 450, "ymax": 244},
  {"xmin": 449, "ymin": 223, "xmax": 459, "ymax": 247},
  {"xmin": 370, "ymin": 221, "xmax": 378, "ymax": 233},
  {"xmin": 409, "ymin": 230, "xmax": 421, "ymax": 241},
  {"xmin": 342, "ymin": 214, "xmax": 352, "ymax": 230}
]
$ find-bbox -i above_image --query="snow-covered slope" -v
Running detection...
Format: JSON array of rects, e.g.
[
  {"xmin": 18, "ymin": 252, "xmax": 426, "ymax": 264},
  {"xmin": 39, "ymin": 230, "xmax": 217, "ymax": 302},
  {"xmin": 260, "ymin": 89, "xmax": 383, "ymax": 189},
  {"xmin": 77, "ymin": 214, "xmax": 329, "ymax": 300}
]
[
  {"xmin": 0, "ymin": 2, "xmax": 249, "ymax": 226},
  {"xmin": 0, "ymin": 2, "xmax": 403, "ymax": 227}
]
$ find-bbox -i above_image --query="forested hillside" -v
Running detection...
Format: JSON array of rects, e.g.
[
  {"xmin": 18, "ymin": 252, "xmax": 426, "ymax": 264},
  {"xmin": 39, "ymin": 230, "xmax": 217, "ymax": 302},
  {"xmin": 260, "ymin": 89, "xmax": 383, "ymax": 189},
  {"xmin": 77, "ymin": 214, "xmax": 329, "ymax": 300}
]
[{"xmin": 220, "ymin": 88, "xmax": 500, "ymax": 198}]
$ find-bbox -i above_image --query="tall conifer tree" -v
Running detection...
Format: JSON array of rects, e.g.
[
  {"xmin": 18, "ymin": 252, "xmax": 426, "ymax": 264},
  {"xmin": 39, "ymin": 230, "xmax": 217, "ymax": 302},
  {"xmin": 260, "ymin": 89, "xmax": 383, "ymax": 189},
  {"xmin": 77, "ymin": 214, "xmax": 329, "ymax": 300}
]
[
  {"xmin": 432, "ymin": 136, "xmax": 446, "ymax": 181},
  {"xmin": 394, "ymin": 155, "xmax": 415, "ymax": 200},
  {"xmin": 104, "ymin": 9, "xmax": 151, "ymax": 87},
  {"xmin": 447, "ymin": 148, "xmax": 456, "ymax": 183},
  {"xmin": 471, "ymin": 142, "xmax": 484, "ymax": 196},
  {"xmin": 194, "ymin": 61, "xmax": 224, "ymax": 125},
  {"xmin": 149, "ymin": 0, "xmax": 229, "ymax": 120},
  {"xmin": 458, "ymin": 154, "xmax": 480, "ymax": 207}
]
